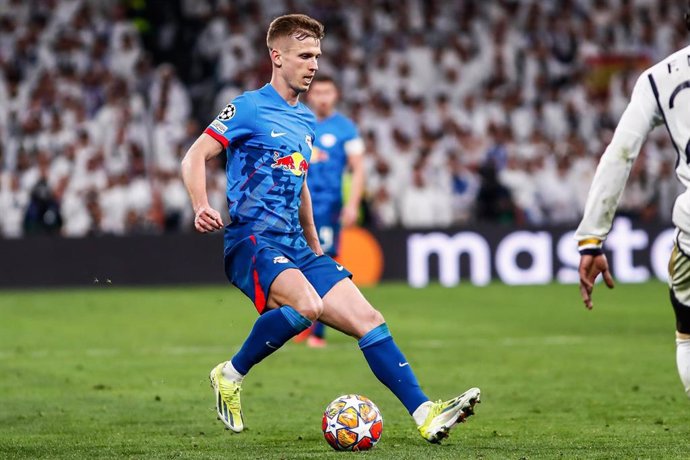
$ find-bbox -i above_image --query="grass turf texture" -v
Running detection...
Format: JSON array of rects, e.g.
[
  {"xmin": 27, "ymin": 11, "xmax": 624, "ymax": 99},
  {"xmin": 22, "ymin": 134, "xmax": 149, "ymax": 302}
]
[{"xmin": 0, "ymin": 282, "xmax": 687, "ymax": 459}]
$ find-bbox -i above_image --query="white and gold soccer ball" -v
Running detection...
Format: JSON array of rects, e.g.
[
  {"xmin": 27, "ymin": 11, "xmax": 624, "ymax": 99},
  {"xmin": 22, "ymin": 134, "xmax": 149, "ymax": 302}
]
[{"xmin": 321, "ymin": 394, "xmax": 383, "ymax": 451}]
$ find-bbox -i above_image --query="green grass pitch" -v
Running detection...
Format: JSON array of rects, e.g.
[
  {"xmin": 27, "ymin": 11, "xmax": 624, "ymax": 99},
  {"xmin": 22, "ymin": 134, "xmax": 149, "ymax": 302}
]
[{"xmin": 1, "ymin": 282, "xmax": 688, "ymax": 459}]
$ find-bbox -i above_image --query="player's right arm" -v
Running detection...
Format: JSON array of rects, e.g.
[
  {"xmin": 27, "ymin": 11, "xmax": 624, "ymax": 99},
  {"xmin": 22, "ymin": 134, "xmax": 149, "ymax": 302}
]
[
  {"xmin": 181, "ymin": 134, "xmax": 224, "ymax": 233},
  {"xmin": 575, "ymin": 72, "xmax": 662, "ymax": 309},
  {"xmin": 182, "ymin": 96, "xmax": 256, "ymax": 233}
]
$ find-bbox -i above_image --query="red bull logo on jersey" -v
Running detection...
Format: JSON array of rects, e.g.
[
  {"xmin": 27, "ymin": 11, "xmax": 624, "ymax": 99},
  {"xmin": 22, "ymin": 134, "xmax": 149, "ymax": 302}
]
[{"xmin": 271, "ymin": 152, "xmax": 309, "ymax": 176}]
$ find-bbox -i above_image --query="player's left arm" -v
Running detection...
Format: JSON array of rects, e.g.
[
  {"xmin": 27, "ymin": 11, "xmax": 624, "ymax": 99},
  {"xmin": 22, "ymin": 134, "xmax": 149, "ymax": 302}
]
[
  {"xmin": 341, "ymin": 137, "xmax": 365, "ymax": 227},
  {"xmin": 300, "ymin": 178, "xmax": 324, "ymax": 255}
]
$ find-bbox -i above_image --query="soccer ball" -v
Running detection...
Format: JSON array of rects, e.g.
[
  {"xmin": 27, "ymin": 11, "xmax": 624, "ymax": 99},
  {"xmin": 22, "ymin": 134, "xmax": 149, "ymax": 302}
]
[{"xmin": 321, "ymin": 394, "xmax": 383, "ymax": 451}]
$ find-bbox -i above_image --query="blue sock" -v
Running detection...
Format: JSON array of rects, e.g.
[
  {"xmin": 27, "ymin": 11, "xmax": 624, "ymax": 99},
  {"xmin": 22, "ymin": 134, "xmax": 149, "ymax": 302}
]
[
  {"xmin": 230, "ymin": 306, "xmax": 311, "ymax": 375},
  {"xmin": 312, "ymin": 321, "xmax": 326, "ymax": 338},
  {"xmin": 359, "ymin": 323, "xmax": 429, "ymax": 414}
]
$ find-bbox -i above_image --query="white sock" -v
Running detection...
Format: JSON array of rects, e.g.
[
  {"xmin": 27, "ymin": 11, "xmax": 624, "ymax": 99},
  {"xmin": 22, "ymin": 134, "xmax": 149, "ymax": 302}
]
[
  {"xmin": 676, "ymin": 338, "xmax": 690, "ymax": 397},
  {"xmin": 412, "ymin": 401, "xmax": 432, "ymax": 426},
  {"xmin": 222, "ymin": 360, "xmax": 245, "ymax": 383}
]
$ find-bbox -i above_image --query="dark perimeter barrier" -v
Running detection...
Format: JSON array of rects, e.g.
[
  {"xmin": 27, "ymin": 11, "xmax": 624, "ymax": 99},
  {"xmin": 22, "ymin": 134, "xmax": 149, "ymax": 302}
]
[
  {"xmin": 0, "ymin": 233, "xmax": 228, "ymax": 288},
  {"xmin": 0, "ymin": 217, "xmax": 675, "ymax": 289}
]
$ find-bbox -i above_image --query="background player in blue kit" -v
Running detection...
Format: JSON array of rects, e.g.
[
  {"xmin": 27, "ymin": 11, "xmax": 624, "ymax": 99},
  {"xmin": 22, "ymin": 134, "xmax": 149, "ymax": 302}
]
[
  {"xmin": 180, "ymin": 13, "xmax": 480, "ymax": 444},
  {"xmin": 295, "ymin": 74, "xmax": 365, "ymax": 347}
]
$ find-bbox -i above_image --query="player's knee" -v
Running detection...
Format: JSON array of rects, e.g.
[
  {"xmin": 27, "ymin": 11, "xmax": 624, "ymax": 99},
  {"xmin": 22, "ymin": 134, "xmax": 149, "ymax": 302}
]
[
  {"xmin": 294, "ymin": 294, "xmax": 324, "ymax": 322},
  {"xmin": 359, "ymin": 308, "xmax": 385, "ymax": 336},
  {"xmin": 370, "ymin": 309, "xmax": 385, "ymax": 327}
]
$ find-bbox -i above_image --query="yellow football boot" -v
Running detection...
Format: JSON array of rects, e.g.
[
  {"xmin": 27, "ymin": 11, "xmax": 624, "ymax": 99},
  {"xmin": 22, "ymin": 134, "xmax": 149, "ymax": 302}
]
[
  {"xmin": 418, "ymin": 387, "xmax": 481, "ymax": 443},
  {"xmin": 209, "ymin": 362, "xmax": 244, "ymax": 432}
]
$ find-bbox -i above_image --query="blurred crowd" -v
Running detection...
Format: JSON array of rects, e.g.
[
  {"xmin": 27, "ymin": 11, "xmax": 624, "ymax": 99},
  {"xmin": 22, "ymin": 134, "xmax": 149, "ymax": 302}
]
[{"xmin": 0, "ymin": 0, "xmax": 688, "ymax": 238}]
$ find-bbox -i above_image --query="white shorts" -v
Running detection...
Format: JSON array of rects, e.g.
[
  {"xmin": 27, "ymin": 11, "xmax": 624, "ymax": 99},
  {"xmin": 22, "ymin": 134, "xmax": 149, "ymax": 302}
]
[{"xmin": 669, "ymin": 229, "xmax": 690, "ymax": 305}]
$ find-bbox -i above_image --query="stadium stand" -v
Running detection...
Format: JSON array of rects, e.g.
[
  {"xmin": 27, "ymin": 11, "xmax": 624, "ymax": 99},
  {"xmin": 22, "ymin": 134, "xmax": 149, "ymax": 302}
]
[{"xmin": 0, "ymin": 0, "xmax": 687, "ymax": 237}]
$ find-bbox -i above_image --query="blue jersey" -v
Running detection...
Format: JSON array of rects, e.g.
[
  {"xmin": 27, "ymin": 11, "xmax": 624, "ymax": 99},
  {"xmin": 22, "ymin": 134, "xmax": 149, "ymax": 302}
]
[
  {"xmin": 204, "ymin": 84, "xmax": 316, "ymax": 252},
  {"xmin": 308, "ymin": 112, "xmax": 360, "ymax": 222}
]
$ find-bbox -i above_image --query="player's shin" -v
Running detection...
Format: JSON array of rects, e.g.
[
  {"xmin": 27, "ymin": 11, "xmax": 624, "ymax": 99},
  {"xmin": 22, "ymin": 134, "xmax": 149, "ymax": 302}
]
[
  {"xmin": 229, "ymin": 306, "xmax": 312, "ymax": 375},
  {"xmin": 676, "ymin": 336, "xmax": 690, "ymax": 397},
  {"xmin": 670, "ymin": 289, "xmax": 690, "ymax": 396},
  {"xmin": 358, "ymin": 323, "xmax": 429, "ymax": 415}
]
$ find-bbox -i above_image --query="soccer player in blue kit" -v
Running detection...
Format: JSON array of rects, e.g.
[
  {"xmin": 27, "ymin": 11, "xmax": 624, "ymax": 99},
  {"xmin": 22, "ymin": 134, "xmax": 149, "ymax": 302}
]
[
  {"xmin": 181, "ymin": 14, "xmax": 480, "ymax": 443},
  {"xmin": 296, "ymin": 74, "xmax": 366, "ymax": 347}
]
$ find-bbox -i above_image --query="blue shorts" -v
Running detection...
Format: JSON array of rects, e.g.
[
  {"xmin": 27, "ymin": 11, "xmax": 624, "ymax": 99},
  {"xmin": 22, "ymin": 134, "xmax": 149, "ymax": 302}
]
[
  {"xmin": 314, "ymin": 214, "xmax": 342, "ymax": 258},
  {"xmin": 224, "ymin": 234, "xmax": 352, "ymax": 313}
]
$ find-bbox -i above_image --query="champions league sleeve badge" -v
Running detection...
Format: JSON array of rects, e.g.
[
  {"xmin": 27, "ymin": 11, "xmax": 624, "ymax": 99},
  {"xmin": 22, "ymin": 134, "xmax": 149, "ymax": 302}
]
[{"xmin": 217, "ymin": 104, "xmax": 236, "ymax": 121}]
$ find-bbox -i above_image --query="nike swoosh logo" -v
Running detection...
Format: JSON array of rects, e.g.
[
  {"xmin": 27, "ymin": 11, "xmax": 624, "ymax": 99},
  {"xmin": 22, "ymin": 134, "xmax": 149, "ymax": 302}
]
[
  {"xmin": 271, "ymin": 130, "xmax": 287, "ymax": 137},
  {"xmin": 398, "ymin": 362, "xmax": 409, "ymax": 367},
  {"xmin": 336, "ymin": 265, "xmax": 344, "ymax": 271},
  {"xmin": 265, "ymin": 341, "xmax": 278, "ymax": 349}
]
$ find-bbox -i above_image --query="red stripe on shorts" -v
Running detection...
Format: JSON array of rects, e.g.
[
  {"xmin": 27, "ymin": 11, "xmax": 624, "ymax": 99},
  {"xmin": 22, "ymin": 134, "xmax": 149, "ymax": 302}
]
[
  {"xmin": 253, "ymin": 266, "xmax": 266, "ymax": 313},
  {"xmin": 248, "ymin": 235, "xmax": 266, "ymax": 313}
]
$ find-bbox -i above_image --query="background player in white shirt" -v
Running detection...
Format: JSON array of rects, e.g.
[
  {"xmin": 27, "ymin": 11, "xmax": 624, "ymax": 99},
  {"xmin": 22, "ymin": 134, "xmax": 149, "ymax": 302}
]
[{"xmin": 576, "ymin": 3, "xmax": 690, "ymax": 397}]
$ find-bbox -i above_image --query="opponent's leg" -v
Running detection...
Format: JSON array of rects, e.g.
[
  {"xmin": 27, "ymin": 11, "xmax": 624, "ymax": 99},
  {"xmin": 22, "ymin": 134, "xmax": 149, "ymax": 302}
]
[
  {"xmin": 668, "ymin": 241, "xmax": 690, "ymax": 398},
  {"xmin": 212, "ymin": 269, "xmax": 322, "ymax": 431},
  {"xmin": 312, "ymin": 321, "xmax": 326, "ymax": 338},
  {"xmin": 676, "ymin": 332, "xmax": 690, "ymax": 397},
  {"xmin": 319, "ymin": 278, "xmax": 480, "ymax": 443},
  {"xmin": 307, "ymin": 321, "xmax": 327, "ymax": 348},
  {"xmin": 669, "ymin": 290, "xmax": 690, "ymax": 397}
]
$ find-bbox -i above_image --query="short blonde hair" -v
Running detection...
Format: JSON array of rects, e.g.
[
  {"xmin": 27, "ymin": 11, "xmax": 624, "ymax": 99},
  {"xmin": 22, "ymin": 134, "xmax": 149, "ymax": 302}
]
[{"xmin": 266, "ymin": 14, "xmax": 325, "ymax": 49}]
